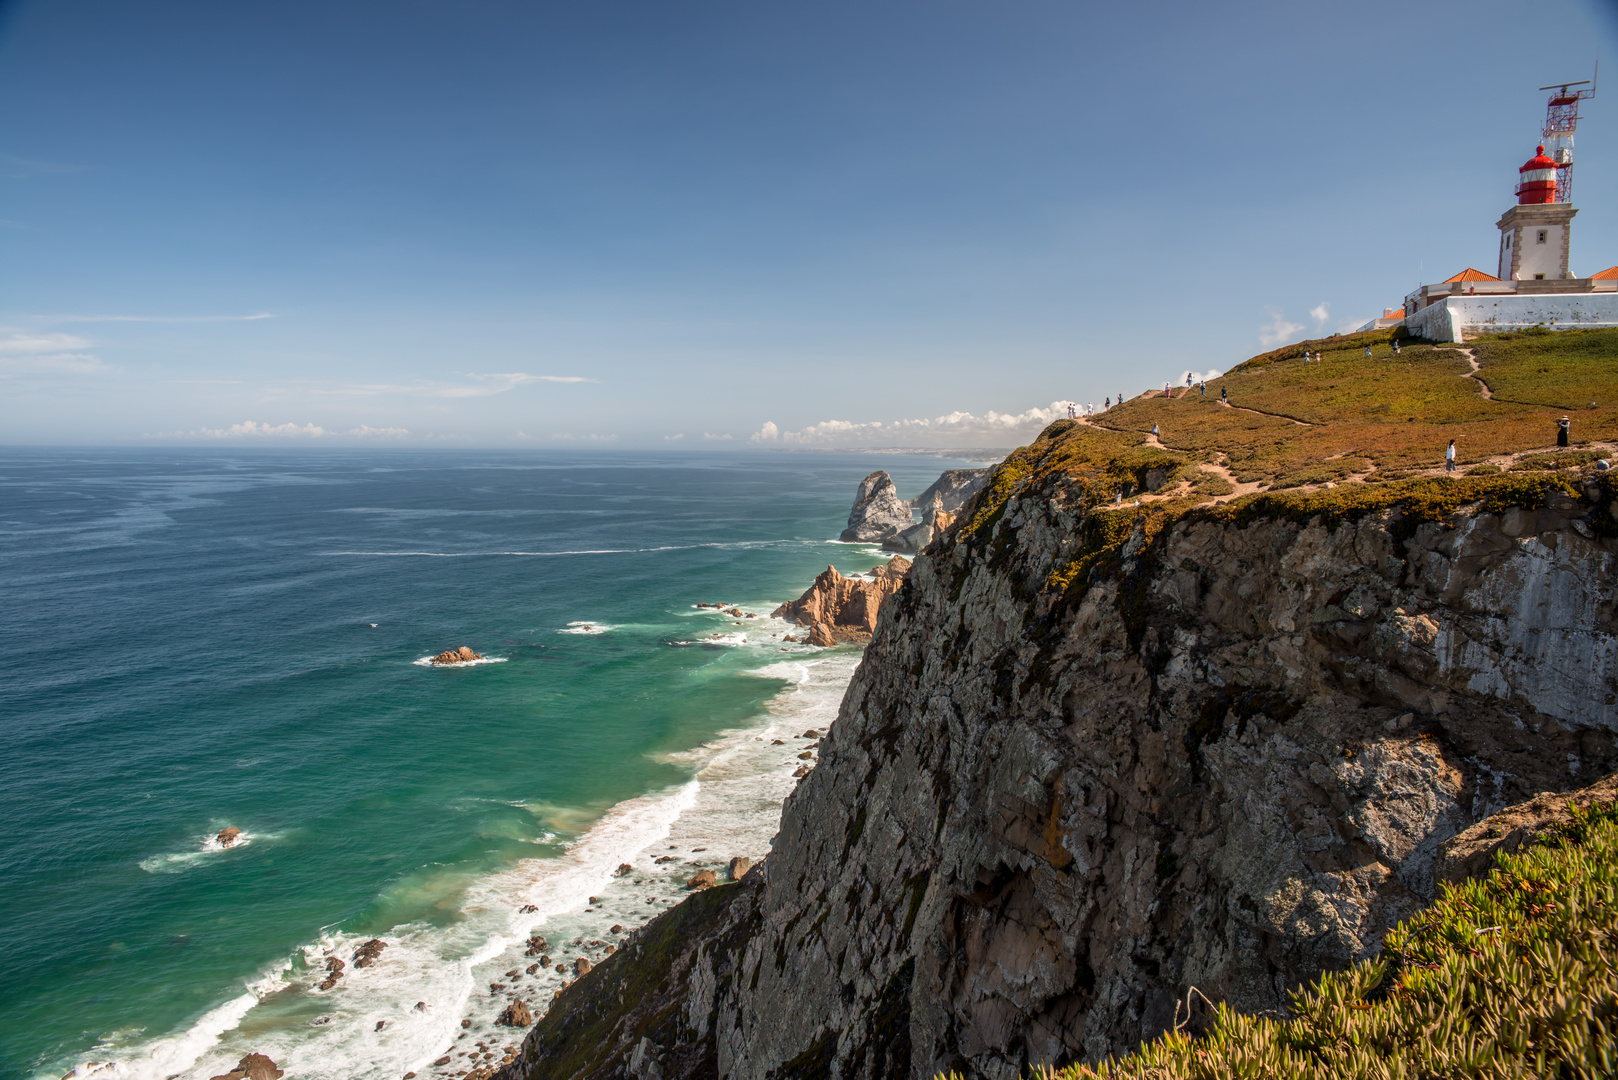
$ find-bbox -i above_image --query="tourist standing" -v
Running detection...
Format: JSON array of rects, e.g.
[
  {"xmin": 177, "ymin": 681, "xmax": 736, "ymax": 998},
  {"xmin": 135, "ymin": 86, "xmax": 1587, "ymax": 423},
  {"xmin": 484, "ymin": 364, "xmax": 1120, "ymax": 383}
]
[
  {"xmin": 1221, "ymin": 386, "xmax": 1228, "ymax": 403},
  {"xmin": 1558, "ymin": 417, "xmax": 1571, "ymax": 447},
  {"xmin": 1446, "ymin": 440, "xmax": 1456, "ymax": 472}
]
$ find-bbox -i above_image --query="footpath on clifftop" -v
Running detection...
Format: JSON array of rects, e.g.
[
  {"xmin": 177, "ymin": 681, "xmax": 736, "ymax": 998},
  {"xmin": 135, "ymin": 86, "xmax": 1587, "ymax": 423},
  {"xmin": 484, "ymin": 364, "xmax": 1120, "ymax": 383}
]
[{"xmin": 1064, "ymin": 325, "xmax": 1618, "ymax": 504}]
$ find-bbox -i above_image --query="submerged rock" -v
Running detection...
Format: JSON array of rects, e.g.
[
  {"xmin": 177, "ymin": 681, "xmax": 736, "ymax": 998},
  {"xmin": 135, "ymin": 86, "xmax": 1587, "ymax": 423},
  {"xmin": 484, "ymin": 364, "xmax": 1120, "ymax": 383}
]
[{"xmin": 215, "ymin": 826, "xmax": 242, "ymax": 848}]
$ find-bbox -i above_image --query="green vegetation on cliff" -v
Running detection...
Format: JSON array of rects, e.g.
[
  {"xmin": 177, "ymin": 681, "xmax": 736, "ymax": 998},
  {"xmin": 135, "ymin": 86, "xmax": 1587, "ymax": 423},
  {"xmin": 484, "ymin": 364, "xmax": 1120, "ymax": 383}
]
[{"xmin": 1020, "ymin": 800, "xmax": 1618, "ymax": 1079}]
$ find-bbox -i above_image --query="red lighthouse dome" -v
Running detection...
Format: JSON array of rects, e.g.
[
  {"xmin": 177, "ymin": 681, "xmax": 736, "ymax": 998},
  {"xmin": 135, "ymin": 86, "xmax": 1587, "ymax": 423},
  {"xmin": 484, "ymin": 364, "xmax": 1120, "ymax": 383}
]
[{"xmin": 1516, "ymin": 144, "xmax": 1560, "ymax": 204}]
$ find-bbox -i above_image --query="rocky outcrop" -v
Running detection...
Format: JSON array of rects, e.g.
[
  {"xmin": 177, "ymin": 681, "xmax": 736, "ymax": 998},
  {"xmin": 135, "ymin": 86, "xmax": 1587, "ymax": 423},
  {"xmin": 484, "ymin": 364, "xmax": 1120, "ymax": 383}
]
[
  {"xmin": 497, "ymin": 452, "xmax": 1618, "ymax": 1080},
  {"xmin": 914, "ymin": 469, "xmax": 989, "ymax": 517},
  {"xmin": 208, "ymin": 1055, "xmax": 283, "ymax": 1080},
  {"xmin": 772, "ymin": 558, "xmax": 911, "ymax": 645},
  {"xmin": 216, "ymin": 827, "xmax": 241, "ymax": 848},
  {"xmin": 841, "ymin": 472, "xmax": 914, "ymax": 544},
  {"xmin": 884, "ymin": 471, "xmax": 987, "ymax": 554},
  {"xmin": 1436, "ymin": 771, "xmax": 1618, "ymax": 886},
  {"xmin": 432, "ymin": 646, "xmax": 483, "ymax": 665},
  {"xmin": 353, "ymin": 938, "xmax": 387, "ymax": 968}
]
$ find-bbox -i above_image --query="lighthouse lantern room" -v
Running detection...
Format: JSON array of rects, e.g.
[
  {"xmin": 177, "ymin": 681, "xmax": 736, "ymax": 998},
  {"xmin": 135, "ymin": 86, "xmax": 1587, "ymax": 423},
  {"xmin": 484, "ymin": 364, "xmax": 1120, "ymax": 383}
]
[{"xmin": 1496, "ymin": 144, "xmax": 1577, "ymax": 281}]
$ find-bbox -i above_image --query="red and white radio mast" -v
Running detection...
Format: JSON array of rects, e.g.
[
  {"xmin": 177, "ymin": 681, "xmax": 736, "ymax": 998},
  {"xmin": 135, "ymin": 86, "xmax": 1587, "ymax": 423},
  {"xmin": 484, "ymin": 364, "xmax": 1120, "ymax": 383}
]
[{"xmin": 1539, "ymin": 66, "xmax": 1596, "ymax": 203}]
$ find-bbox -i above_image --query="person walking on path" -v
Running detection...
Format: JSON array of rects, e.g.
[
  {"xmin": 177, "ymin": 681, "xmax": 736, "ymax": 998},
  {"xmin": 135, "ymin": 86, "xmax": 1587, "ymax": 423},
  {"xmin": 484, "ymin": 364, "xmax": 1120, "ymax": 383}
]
[
  {"xmin": 1163, "ymin": 383, "xmax": 1171, "ymax": 398},
  {"xmin": 1199, "ymin": 381, "xmax": 1206, "ymax": 397},
  {"xmin": 1393, "ymin": 340, "xmax": 1401, "ymax": 355},
  {"xmin": 1220, "ymin": 386, "xmax": 1228, "ymax": 403},
  {"xmin": 1446, "ymin": 439, "xmax": 1457, "ymax": 473},
  {"xmin": 1151, "ymin": 423, "xmax": 1159, "ymax": 438},
  {"xmin": 1558, "ymin": 417, "xmax": 1571, "ymax": 447}
]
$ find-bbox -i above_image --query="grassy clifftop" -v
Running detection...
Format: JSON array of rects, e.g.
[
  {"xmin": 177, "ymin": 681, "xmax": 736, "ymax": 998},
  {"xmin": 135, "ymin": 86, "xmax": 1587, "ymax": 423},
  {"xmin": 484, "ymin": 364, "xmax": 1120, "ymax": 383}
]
[{"xmin": 956, "ymin": 328, "xmax": 1618, "ymax": 601}]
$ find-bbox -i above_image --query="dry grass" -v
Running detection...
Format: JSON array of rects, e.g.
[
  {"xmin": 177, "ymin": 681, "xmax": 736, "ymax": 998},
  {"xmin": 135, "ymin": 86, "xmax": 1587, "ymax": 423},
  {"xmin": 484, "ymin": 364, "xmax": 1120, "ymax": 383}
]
[{"xmin": 1082, "ymin": 328, "xmax": 1618, "ymax": 483}]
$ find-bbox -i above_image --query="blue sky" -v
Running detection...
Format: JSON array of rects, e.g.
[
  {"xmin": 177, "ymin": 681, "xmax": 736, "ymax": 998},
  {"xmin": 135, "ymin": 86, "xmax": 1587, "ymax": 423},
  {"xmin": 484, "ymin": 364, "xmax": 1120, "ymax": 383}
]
[{"xmin": 2, "ymin": 0, "xmax": 1615, "ymax": 447}]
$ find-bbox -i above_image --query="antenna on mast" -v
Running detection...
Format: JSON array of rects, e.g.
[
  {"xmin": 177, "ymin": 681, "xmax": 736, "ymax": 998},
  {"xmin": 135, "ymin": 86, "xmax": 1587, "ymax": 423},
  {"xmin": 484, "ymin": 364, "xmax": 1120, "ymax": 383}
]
[{"xmin": 1538, "ymin": 63, "xmax": 1597, "ymax": 203}]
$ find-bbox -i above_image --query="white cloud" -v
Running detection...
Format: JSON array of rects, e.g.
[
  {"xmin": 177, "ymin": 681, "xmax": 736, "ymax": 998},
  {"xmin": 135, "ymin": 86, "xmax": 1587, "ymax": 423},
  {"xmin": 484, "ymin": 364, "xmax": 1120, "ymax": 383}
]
[
  {"xmin": 199, "ymin": 421, "xmax": 327, "ymax": 438},
  {"xmin": 548, "ymin": 432, "xmax": 618, "ymax": 442},
  {"xmin": 1259, "ymin": 310, "xmax": 1305, "ymax": 348},
  {"xmin": 702, "ymin": 432, "xmax": 734, "ymax": 440},
  {"xmin": 757, "ymin": 401, "xmax": 1076, "ymax": 448},
  {"xmin": 0, "ymin": 331, "xmax": 108, "ymax": 377},
  {"xmin": 1309, "ymin": 302, "xmax": 1330, "ymax": 328},
  {"xmin": 663, "ymin": 433, "xmax": 685, "ymax": 441},
  {"xmin": 148, "ymin": 421, "xmax": 409, "ymax": 439}
]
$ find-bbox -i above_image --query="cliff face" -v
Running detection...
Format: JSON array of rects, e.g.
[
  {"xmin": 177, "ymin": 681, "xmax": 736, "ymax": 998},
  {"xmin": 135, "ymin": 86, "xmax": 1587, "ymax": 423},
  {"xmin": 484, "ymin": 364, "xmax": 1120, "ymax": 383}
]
[{"xmin": 497, "ymin": 447, "xmax": 1618, "ymax": 1080}]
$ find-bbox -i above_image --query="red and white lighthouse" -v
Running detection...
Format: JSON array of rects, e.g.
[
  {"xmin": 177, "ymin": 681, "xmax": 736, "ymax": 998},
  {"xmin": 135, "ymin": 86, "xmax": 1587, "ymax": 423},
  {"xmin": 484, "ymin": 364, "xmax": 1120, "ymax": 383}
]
[{"xmin": 1515, "ymin": 144, "xmax": 1560, "ymax": 204}]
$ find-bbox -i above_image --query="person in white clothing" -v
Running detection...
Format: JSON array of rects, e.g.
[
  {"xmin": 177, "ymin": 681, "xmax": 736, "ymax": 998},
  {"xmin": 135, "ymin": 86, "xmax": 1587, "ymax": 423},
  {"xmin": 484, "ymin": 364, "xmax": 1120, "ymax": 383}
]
[{"xmin": 1445, "ymin": 439, "xmax": 1457, "ymax": 472}]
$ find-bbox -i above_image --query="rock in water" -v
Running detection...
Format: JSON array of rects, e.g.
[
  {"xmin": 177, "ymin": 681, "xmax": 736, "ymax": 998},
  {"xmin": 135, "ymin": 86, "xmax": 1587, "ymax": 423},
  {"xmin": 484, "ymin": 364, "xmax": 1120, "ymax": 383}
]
[
  {"xmin": 215, "ymin": 826, "xmax": 242, "ymax": 848},
  {"xmin": 770, "ymin": 557, "xmax": 910, "ymax": 644},
  {"xmin": 573, "ymin": 958, "xmax": 592, "ymax": 976},
  {"xmin": 353, "ymin": 938, "xmax": 387, "ymax": 967},
  {"xmin": 686, "ymin": 869, "xmax": 717, "ymax": 891},
  {"xmin": 457, "ymin": 645, "xmax": 476, "ymax": 661},
  {"xmin": 838, "ymin": 471, "xmax": 913, "ymax": 543},
  {"xmin": 207, "ymin": 1054, "xmax": 284, "ymax": 1080},
  {"xmin": 497, "ymin": 1000, "xmax": 534, "ymax": 1027},
  {"xmin": 728, "ymin": 856, "xmax": 751, "ymax": 881},
  {"xmin": 806, "ymin": 623, "xmax": 836, "ymax": 648}
]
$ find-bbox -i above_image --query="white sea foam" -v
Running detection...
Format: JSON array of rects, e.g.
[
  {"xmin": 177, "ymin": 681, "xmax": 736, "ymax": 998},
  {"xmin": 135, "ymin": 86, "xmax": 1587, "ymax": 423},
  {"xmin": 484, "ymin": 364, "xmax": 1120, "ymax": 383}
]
[
  {"xmin": 138, "ymin": 831, "xmax": 262, "ymax": 874},
  {"xmin": 557, "ymin": 621, "xmax": 614, "ymax": 635},
  {"xmin": 54, "ymin": 642, "xmax": 858, "ymax": 1080},
  {"xmin": 409, "ymin": 656, "xmax": 508, "ymax": 668}
]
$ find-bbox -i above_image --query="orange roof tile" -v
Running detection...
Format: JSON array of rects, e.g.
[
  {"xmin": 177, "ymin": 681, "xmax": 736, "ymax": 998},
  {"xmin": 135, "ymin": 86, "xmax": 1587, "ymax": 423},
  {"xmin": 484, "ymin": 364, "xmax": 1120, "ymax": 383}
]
[
  {"xmin": 1442, "ymin": 268, "xmax": 1502, "ymax": 283},
  {"xmin": 1592, "ymin": 266, "xmax": 1618, "ymax": 280}
]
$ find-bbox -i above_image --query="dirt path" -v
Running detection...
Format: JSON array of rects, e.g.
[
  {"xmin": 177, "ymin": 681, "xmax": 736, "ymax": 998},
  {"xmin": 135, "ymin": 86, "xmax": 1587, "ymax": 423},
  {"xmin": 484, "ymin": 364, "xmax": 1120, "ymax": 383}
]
[{"xmin": 1460, "ymin": 348, "xmax": 1494, "ymax": 400}]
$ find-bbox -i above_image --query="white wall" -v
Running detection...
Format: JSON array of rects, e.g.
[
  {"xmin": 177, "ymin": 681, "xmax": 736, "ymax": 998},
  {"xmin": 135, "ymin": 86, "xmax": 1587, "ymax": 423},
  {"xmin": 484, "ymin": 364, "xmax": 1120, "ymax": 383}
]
[{"xmin": 1407, "ymin": 293, "xmax": 1618, "ymax": 342}]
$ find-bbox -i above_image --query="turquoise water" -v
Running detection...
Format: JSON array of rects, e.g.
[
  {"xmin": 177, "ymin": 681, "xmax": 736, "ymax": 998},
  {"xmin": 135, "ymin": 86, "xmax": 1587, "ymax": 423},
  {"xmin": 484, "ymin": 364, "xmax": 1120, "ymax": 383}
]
[{"xmin": 0, "ymin": 449, "xmax": 978, "ymax": 1080}]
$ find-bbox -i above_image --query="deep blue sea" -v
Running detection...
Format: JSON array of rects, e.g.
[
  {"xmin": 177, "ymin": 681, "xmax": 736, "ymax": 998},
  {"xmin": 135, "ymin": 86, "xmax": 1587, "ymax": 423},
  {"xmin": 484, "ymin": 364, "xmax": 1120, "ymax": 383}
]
[{"xmin": 0, "ymin": 448, "xmax": 982, "ymax": 1080}]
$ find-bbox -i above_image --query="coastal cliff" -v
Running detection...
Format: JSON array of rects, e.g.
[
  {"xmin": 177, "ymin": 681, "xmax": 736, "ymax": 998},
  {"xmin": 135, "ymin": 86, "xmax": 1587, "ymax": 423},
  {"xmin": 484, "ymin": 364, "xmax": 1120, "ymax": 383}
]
[{"xmin": 494, "ymin": 329, "xmax": 1618, "ymax": 1080}]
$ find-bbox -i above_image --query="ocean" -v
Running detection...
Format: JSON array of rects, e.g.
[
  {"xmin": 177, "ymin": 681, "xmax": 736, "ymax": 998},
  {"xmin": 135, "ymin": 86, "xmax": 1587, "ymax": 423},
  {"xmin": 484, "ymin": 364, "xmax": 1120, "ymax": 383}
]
[{"xmin": 0, "ymin": 448, "xmax": 983, "ymax": 1080}]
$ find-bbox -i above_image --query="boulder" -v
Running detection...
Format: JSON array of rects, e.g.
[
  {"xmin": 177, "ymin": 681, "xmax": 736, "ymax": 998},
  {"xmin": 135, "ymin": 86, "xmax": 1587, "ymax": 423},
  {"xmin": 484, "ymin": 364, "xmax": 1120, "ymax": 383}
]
[
  {"xmin": 728, "ymin": 856, "xmax": 751, "ymax": 881},
  {"xmin": 686, "ymin": 869, "xmax": 718, "ymax": 891},
  {"xmin": 806, "ymin": 623, "xmax": 836, "ymax": 648},
  {"xmin": 216, "ymin": 827, "xmax": 242, "ymax": 848},
  {"xmin": 838, "ymin": 472, "xmax": 913, "ymax": 543},
  {"xmin": 792, "ymin": 765, "xmax": 811, "ymax": 777},
  {"xmin": 497, "ymin": 1000, "xmax": 534, "ymax": 1027},
  {"xmin": 614, "ymin": 863, "xmax": 633, "ymax": 877},
  {"xmin": 610, "ymin": 924, "xmax": 624, "ymax": 934},
  {"xmin": 573, "ymin": 957, "xmax": 592, "ymax": 976},
  {"xmin": 458, "ymin": 646, "xmax": 476, "ymax": 660},
  {"xmin": 207, "ymin": 1054, "xmax": 284, "ymax": 1080},
  {"xmin": 431, "ymin": 647, "xmax": 484, "ymax": 665}
]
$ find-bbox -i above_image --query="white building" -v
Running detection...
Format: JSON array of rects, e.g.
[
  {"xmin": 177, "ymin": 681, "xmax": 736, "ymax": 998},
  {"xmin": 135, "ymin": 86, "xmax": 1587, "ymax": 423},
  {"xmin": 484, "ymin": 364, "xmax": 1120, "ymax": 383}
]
[{"xmin": 1399, "ymin": 144, "xmax": 1616, "ymax": 341}]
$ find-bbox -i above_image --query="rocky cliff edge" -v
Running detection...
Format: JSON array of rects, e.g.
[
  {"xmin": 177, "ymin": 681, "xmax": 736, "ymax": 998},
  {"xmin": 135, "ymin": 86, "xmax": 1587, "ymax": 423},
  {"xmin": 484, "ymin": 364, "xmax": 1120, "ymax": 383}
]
[{"xmin": 495, "ymin": 332, "xmax": 1618, "ymax": 1080}]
